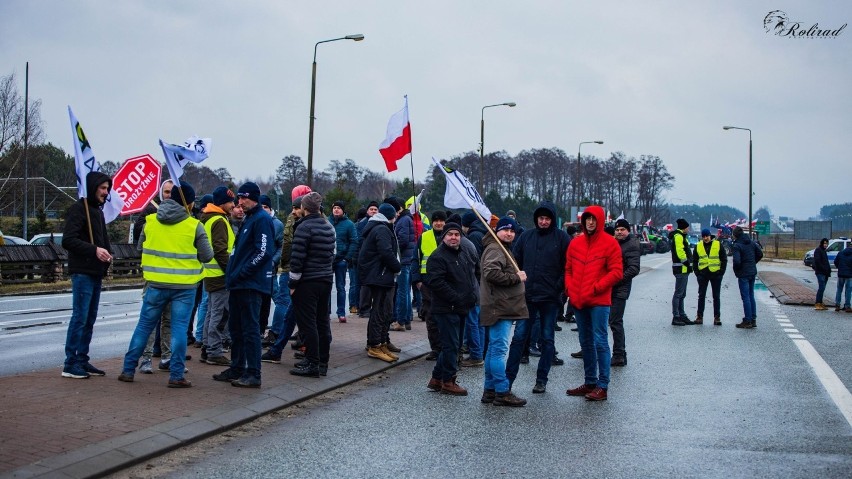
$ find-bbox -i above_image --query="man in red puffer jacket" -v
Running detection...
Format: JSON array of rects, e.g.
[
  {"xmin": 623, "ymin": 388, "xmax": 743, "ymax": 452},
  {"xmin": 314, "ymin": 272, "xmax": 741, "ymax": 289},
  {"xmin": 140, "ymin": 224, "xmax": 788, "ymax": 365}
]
[{"xmin": 564, "ymin": 205, "xmax": 622, "ymax": 402}]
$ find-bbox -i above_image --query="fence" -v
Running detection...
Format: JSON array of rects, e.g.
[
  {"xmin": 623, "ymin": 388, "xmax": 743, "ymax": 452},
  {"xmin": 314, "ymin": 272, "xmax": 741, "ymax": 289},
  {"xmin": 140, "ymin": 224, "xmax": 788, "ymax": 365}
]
[
  {"xmin": 0, "ymin": 243, "xmax": 142, "ymax": 285},
  {"xmin": 759, "ymin": 232, "xmax": 852, "ymax": 261}
]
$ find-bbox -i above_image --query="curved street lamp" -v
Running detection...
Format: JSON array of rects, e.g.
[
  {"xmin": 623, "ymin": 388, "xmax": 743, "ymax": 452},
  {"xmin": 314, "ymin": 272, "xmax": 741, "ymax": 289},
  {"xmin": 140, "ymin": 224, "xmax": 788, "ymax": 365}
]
[
  {"xmin": 307, "ymin": 34, "xmax": 365, "ymax": 187},
  {"xmin": 479, "ymin": 102, "xmax": 516, "ymax": 190},
  {"xmin": 723, "ymin": 125, "xmax": 752, "ymax": 235},
  {"xmin": 575, "ymin": 140, "xmax": 604, "ymax": 211}
]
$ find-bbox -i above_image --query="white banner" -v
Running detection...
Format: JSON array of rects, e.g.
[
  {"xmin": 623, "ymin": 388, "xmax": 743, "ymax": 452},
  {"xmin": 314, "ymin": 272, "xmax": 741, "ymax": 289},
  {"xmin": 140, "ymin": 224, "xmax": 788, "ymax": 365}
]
[
  {"xmin": 68, "ymin": 106, "xmax": 124, "ymax": 223},
  {"xmin": 159, "ymin": 136, "xmax": 211, "ymax": 187},
  {"xmin": 431, "ymin": 157, "xmax": 491, "ymax": 219}
]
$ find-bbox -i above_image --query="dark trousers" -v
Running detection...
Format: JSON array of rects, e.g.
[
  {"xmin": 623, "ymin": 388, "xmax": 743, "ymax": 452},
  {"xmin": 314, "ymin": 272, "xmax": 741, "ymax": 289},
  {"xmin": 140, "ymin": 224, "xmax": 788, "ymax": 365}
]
[
  {"xmin": 432, "ymin": 311, "xmax": 464, "ymax": 381},
  {"xmin": 696, "ymin": 275, "xmax": 722, "ymax": 318},
  {"xmin": 359, "ymin": 283, "xmax": 373, "ymax": 316},
  {"xmin": 367, "ymin": 285, "xmax": 393, "ymax": 346},
  {"xmin": 259, "ymin": 292, "xmax": 272, "ymax": 334},
  {"xmin": 609, "ymin": 297, "xmax": 627, "ymax": 358},
  {"xmin": 420, "ymin": 284, "xmax": 440, "ymax": 352},
  {"xmin": 228, "ymin": 289, "xmax": 262, "ymax": 379},
  {"xmin": 293, "ymin": 280, "xmax": 333, "ymax": 365}
]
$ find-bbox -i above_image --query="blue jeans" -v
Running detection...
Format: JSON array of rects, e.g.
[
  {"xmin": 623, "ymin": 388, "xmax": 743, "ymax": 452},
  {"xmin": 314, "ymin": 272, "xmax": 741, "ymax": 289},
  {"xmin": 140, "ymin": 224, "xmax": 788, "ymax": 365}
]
[
  {"xmin": 393, "ymin": 265, "xmax": 413, "ymax": 325},
  {"xmin": 333, "ymin": 260, "xmax": 348, "ymax": 318},
  {"xmin": 737, "ymin": 275, "xmax": 757, "ymax": 320},
  {"xmin": 506, "ymin": 301, "xmax": 557, "ymax": 385},
  {"xmin": 267, "ymin": 305, "xmax": 297, "ymax": 357},
  {"xmin": 271, "ymin": 273, "xmax": 291, "ymax": 336},
  {"xmin": 229, "ymin": 289, "xmax": 263, "ymax": 380},
  {"xmin": 64, "ymin": 274, "xmax": 102, "ymax": 368},
  {"xmin": 464, "ymin": 305, "xmax": 485, "ymax": 360},
  {"xmin": 484, "ymin": 319, "xmax": 513, "ymax": 393},
  {"xmin": 815, "ymin": 274, "xmax": 828, "ymax": 304},
  {"xmin": 122, "ymin": 286, "xmax": 195, "ymax": 380},
  {"xmin": 836, "ymin": 277, "xmax": 851, "ymax": 308},
  {"xmin": 432, "ymin": 312, "xmax": 463, "ymax": 381},
  {"xmin": 194, "ymin": 287, "xmax": 208, "ymax": 342},
  {"xmin": 574, "ymin": 306, "xmax": 611, "ymax": 389},
  {"xmin": 348, "ymin": 264, "xmax": 359, "ymax": 310},
  {"xmin": 672, "ymin": 273, "xmax": 689, "ymax": 317}
]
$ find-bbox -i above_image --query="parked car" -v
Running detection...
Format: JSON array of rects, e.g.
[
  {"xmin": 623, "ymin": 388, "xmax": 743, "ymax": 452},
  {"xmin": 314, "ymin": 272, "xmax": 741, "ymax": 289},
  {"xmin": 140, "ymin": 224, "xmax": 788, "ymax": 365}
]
[
  {"xmin": 30, "ymin": 233, "xmax": 64, "ymax": 245},
  {"xmin": 2, "ymin": 235, "xmax": 30, "ymax": 245},
  {"xmin": 803, "ymin": 237, "xmax": 851, "ymax": 268},
  {"xmin": 687, "ymin": 234, "xmax": 700, "ymax": 247}
]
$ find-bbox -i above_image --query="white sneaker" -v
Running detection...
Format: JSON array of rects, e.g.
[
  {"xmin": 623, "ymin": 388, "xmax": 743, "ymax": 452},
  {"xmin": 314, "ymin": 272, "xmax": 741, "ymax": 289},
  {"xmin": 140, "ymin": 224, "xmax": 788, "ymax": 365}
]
[{"xmin": 139, "ymin": 358, "xmax": 153, "ymax": 374}]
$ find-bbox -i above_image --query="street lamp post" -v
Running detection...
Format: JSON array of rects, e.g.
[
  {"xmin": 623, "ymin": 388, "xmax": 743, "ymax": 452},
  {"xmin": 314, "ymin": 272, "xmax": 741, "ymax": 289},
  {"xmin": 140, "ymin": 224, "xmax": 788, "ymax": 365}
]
[
  {"xmin": 307, "ymin": 34, "xmax": 364, "ymax": 187},
  {"xmin": 479, "ymin": 102, "xmax": 516, "ymax": 190},
  {"xmin": 723, "ymin": 126, "xmax": 752, "ymax": 236},
  {"xmin": 575, "ymin": 140, "xmax": 604, "ymax": 213}
]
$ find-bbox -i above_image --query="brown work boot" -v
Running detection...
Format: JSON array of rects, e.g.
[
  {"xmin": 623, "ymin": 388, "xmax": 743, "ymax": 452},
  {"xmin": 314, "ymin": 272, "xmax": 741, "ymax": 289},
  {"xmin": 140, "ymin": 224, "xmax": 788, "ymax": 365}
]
[
  {"xmin": 379, "ymin": 344, "xmax": 399, "ymax": 361},
  {"xmin": 493, "ymin": 391, "xmax": 527, "ymax": 407},
  {"xmin": 694, "ymin": 314, "xmax": 703, "ymax": 325},
  {"xmin": 713, "ymin": 316, "xmax": 722, "ymax": 326},
  {"xmin": 814, "ymin": 303, "xmax": 827, "ymax": 311},
  {"xmin": 427, "ymin": 377, "xmax": 442, "ymax": 391},
  {"xmin": 440, "ymin": 377, "xmax": 468, "ymax": 396},
  {"xmin": 367, "ymin": 346, "xmax": 395, "ymax": 363},
  {"xmin": 481, "ymin": 389, "xmax": 496, "ymax": 403}
]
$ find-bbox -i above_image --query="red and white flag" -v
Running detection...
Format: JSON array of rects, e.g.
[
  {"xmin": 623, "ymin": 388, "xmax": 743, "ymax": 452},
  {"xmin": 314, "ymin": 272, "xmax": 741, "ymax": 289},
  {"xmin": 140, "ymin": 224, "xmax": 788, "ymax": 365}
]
[{"xmin": 379, "ymin": 96, "xmax": 412, "ymax": 172}]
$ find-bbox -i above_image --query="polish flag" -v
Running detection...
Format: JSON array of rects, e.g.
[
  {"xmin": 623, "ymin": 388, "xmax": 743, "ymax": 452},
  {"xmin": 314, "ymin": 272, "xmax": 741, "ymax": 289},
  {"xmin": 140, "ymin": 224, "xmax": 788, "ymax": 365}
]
[{"xmin": 379, "ymin": 96, "xmax": 412, "ymax": 172}]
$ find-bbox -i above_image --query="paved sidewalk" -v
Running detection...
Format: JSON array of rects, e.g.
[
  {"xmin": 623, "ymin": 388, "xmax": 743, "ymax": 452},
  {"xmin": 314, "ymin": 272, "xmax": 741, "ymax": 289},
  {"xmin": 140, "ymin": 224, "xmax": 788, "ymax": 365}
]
[
  {"xmin": 759, "ymin": 270, "xmax": 832, "ymax": 306},
  {"xmin": 0, "ymin": 313, "xmax": 430, "ymax": 478}
]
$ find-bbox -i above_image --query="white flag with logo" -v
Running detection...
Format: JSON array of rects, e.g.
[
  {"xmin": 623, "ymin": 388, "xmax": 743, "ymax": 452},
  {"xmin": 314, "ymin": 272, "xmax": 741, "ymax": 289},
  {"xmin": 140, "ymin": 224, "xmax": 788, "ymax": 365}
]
[
  {"xmin": 431, "ymin": 157, "xmax": 491, "ymax": 219},
  {"xmin": 159, "ymin": 136, "xmax": 212, "ymax": 187},
  {"xmin": 68, "ymin": 106, "xmax": 125, "ymax": 223}
]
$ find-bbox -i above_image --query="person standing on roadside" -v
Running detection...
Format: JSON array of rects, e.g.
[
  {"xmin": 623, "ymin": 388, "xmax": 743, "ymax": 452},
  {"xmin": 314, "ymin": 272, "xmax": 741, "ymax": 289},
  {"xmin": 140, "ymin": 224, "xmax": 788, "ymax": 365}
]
[
  {"xmin": 505, "ymin": 201, "xmax": 570, "ymax": 394},
  {"xmin": 359, "ymin": 202, "xmax": 402, "ymax": 363},
  {"xmin": 214, "ymin": 182, "xmax": 275, "ymax": 387},
  {"xmin": 564, "ymin": 206, "xmax": 623, "ymax": 401},
  {"xmin": 692, "ymin": 228, "xmax": 727, "ymax": 325},
  {"xmin": 61, "ymin": 171, "xmax": 114, "ymax": 379},
  {"xmin": 609, "ymin": 219, "xmax": 641, "ymax": 366},
  {"xmin": 288, "ymin": 192, "xmax": 336, "ymax": 378},
  {"xmin": 812, "ymin": 238, "xmax": 831, "ymax": 311},
  {"xmin": 426, "ymin": 222, "xmax": 479, "ymax": 396},
  {"xmin": 199, "ymin": 186, "xmax": 235, "ymax": 367},
  {"xmin": 412, "ymin": 210, "xmax": 446, "ymax": 360},
  {"xmin": 480, "ymin": 217, "xmax": 529, "ymax": 407},
  {"xmin": 669, "ymin": 218, "xmax": 694, "ymax": 326},
  {"xmin": 732, "ymin": 226, "xmax": 763, "ymax": 329},
  {"xmin": 118, "ymin": 183, "xmax": 213, "ymax": 388},
  {"xmin": 329, "ymin": 200, "xmax": 358, "ymax": 323},
  {"xmin": 833, "ymin": 242, "xmax": 852, "ymax": 313}
]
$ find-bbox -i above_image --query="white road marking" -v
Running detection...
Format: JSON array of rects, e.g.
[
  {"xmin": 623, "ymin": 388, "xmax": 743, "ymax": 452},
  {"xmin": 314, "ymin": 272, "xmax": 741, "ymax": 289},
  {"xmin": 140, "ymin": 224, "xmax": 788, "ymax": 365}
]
[
  {"xmin": 0, "ymin": 315, "xmax": 139, "ymax": 339},
  {"xmin": 783, "ymin": 328, "xmax": 799, "ymax": 333},
  {"xmin": 792, "ymin": 339, "xmax": 852, "ymax": 428},
  {"xmin": 788, "ymin": 334, "xmax": 805, "ymax": 339}
]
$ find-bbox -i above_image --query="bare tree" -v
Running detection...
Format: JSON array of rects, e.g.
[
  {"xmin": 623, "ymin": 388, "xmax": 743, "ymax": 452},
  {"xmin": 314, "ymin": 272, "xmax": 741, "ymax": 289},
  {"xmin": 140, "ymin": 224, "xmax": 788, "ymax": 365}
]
[{"xmin": 0, "ymin": 71, "xmax": 44, "ymax": 156}]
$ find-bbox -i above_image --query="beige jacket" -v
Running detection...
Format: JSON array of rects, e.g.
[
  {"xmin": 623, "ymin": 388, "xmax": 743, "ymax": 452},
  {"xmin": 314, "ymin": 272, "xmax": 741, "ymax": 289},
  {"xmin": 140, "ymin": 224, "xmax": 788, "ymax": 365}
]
[{"xmin": 479, "ymin": 235, "xmax": 529, "ymax": 326}]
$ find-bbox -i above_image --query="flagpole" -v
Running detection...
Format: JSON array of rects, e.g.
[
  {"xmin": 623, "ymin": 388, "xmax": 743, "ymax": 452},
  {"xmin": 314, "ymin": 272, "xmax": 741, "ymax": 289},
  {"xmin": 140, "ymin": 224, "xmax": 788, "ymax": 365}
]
[
  {"xmin": 23, "ymin": 63, "xmax": 29, "ymax": 241},
  {"xmin": 405, "ymin": 96, "xmax": 418, "ymax": 222}
]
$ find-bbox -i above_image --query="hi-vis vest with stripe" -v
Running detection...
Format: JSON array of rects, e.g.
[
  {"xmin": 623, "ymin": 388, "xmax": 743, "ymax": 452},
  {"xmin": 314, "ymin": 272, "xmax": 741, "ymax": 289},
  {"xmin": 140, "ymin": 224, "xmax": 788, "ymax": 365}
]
[
  {"xmin": 419, "ymin": 229, "xmax": 438, "ymax": 274},
  {"xmin": 142, "ymin": 216, "xmax": 204, "ymax": 285},
  {"xmin": 202, "ymin": 215, "xmax": 235, "ymax": 277},
  {"xmin": 696, "ymin": 240, "xmax": 721, "ymax": 272}
]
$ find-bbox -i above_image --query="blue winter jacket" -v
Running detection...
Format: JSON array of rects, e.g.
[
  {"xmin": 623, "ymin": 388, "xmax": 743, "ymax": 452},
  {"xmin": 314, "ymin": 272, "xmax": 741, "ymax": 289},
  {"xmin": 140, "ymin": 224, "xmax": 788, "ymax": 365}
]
[
  {"xmin": 394, "ymin": 210, "xmax": 416, "ymax": 265},
  {"xmin": 834, "ymin": 246, "xmax": 852, "ymax": 278},
  {"xmin": 732, "ymin": 234, "xmax": 763, "ymax": 278},
  {"xmin": 225, "ymin": 204, "xmax": 275, "ymax": 294},
  {"xmin": 329, "ymin": 214, "xmax": 358, "ymax": 262}
]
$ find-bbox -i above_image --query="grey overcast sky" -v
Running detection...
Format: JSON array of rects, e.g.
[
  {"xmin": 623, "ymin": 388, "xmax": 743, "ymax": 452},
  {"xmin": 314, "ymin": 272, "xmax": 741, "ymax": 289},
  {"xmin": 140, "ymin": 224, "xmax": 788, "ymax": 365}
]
[{"xmin": 1, "ymin": 1, "xmax": 849, "ymax": 219}]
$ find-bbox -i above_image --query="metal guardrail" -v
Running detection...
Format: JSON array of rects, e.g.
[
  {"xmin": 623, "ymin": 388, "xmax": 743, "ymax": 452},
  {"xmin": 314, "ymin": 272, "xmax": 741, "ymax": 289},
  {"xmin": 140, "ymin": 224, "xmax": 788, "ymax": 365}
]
[{"xmin": 0, "ymin": 243, "xmax": 141, "ymax": 285}]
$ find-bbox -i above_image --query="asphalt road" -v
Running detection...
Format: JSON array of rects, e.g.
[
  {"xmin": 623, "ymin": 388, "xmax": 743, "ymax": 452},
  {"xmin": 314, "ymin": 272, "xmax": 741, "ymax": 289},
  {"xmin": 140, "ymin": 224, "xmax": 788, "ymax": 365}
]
[
  {"xmin": 112, "ymin": 256, "xmax": 852, "ymax": 479},
  {"xmin": 0, "ymin": 288, "xmax": 144, "ymax": 376}
]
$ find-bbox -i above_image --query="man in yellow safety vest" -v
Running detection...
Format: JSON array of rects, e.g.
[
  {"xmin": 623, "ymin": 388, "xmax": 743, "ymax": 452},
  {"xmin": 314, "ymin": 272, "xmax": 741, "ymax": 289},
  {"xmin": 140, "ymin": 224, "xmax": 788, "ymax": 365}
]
[{"xmin": 692, "ymin": 228, "xmax": 727, "ymax": 326}]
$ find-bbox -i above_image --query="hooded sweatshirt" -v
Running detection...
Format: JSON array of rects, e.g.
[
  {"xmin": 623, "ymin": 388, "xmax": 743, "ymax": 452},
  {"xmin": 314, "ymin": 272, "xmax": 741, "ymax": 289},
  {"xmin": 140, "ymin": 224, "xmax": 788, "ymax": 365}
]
[
  {"xmin": 358, "ymin": 213, "xmax": 401, "ymax": 288},
  {"xmin": 563, "ymin": 205, "xmax": 623, "ymax": 309},
  {"xmin": 62, "ymin": 171, "xmax": 113, "ymax": 277},
  {"xmin": 512, "ymin": 200, "xmax": 570, "ymax": 303}
]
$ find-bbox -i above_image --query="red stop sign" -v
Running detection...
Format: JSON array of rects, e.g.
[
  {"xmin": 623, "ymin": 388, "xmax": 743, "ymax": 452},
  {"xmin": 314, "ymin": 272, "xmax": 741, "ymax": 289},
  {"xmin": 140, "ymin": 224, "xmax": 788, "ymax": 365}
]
[{"xmin": 113, "ymin": 154, "xmax": 162, "ymax": 215}]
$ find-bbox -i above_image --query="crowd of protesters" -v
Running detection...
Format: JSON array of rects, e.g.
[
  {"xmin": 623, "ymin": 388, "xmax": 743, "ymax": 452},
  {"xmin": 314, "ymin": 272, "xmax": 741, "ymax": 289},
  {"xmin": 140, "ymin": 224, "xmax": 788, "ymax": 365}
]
[{"xmin": 62, "ymin": 177, "xmax": 775, "ymax": 403}]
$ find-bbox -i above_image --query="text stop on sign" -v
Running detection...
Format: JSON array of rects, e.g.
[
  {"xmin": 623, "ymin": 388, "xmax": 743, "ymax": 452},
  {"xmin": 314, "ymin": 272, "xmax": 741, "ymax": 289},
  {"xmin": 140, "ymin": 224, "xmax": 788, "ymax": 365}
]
[{"xmin": 113, "ymin": 154, "xmax": 162, "ymax": 215}]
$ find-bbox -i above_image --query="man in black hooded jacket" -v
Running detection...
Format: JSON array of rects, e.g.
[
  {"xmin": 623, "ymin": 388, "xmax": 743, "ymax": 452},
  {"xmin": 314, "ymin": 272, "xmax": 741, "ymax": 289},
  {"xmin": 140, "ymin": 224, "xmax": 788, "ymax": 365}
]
[{"xmin": 61, "ymin": 171, "xmax": 114, "ymax": 379}]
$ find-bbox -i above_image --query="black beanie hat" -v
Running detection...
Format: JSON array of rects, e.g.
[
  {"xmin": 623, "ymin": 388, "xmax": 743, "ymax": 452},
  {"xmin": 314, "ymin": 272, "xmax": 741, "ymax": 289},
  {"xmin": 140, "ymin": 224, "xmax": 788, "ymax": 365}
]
[
  {"xmin": 442, "ymin": 222, "xmax": 463, "ymax": 238},
  {"xmin": 615, "ymin": 219, "xmax": 630, "ymax": 230},
  {"xmin": 676, "ymin": 218, "xmax": 689, "ymax": 230},
  {"xmin": 174, "ymin": 183, "xmax": 196, "ymax": 206},
  {"xmin": 332, "ymin": 200, "xmax": 346, "ymax": 212},
  {"xmin": 431, "ymin": 210, "xmax": 448, "ymax": 222},
  {"xmin": 237, "ymin": 182, "xmax": 261, "ymax": 203},
  {"xmin": 461, "ymin": 211, "xmax": 478, "ymax": 227}
]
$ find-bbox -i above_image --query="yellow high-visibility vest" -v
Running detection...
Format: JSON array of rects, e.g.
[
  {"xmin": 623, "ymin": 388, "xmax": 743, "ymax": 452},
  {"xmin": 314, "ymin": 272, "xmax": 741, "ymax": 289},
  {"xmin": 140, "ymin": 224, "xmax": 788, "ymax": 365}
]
[
  {"xmin": 696, "ymin": 240, "xmax": 721, "ymax": 272},
  {"xmin": 419, "ymin": 230, "xmax": 438, "ymax": 274},
  {"xmin": 141, "ymin": 216, "xmax": 204, "ymax": 285},
  {"xmin": 202, "ymin": 215, "xmax": 235, "ymax": 277}
]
